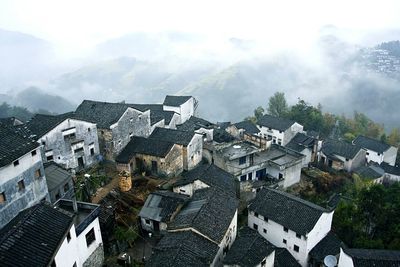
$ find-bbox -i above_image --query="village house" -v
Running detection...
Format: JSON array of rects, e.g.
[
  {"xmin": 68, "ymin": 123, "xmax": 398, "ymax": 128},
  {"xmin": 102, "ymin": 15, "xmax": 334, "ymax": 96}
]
[
  {"xmin": 0, "ymin": 125, "xmax": 49, "ymax": 229},
  {"xmin": 176, "ymin": 116, "xmax": 214, "ymax": 142},
  {"xmin": 149, "ymin": 127, "xmax": 203, "ymax": 171},
  {"xmin": 212, "ymin": 141, "xmax": 304, "ymax": 188},
  {"xmin": 162, "ymin": 95, "xmax": 198, "ymax": 124},
  {"xmin": 44, "ymin": 162, "xmax": 74, "ymax": 203},
  {"xmin": 172, "ymin": 163, "xmax": 238, "ymax": 197},
  {"xmin": 223, "ymin": 227, "xmax": 300, "ymax": 267},
  {"xmin": 130, "ymin": 104, "xmax": 180, "ymax": 131},
  {"xmin": 308, "ymin": 231, "xmax": 344, "ymax": 267},
  {"xmin": 0, "ymin": 200, "xmax": 104, "ymax": 267},
  {"xmin": 257, "ymin": 114, "xmax": 304, "ymax": 146},
  {"xmin": 148, "ymin": 187, "xmax": 239, "ymax": 266},
  {"xmin": 338, "ymin": 248, "xmax": 400, "ymax": 267},
  {"xmin": 286, "ymin": 132, "xmax": 317, "ymax": 167},
  {"xmin": 353, "ymin": 135, "xmax": 398, "ymax": 166},
  {"xmin": 74, "ymin": 100, "xmax": 152, "ymax": 160},
  {"xmin": 115, "ymin": 136, "xmax": 184, "ymax": 177},
  {"xmin": 248, "ymin": 188, "xmax": 334, "ymax": 267},
  {"xmin": 24, "ymin": 113, "xmax": 100, "ymax": 171},
  {"xmin": 319, "ymin": 139, "xmax": 366, "ymax": 172},
  {"xmin": 0, "ymin": 117, "xmax": 24, "ymax": 127},
  {"xmin": 380, "ymin": 162, "xmax": 400, "ymax": 182},
  {"xmin": 138, "ymin": 191, "xmax": 189, "ymax": 234},
  {"xmin": 223, "ymin": 120, "xmax": 270, "ymax": 149}
]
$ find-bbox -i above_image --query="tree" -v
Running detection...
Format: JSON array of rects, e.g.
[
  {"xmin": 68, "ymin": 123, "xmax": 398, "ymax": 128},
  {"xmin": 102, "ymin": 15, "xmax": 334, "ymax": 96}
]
[
  {"xmin": 287, "ymin": 99, "xmax": 324, "ymax": 132},
  {"xmin": 388, "ymin": 128, "xmax": 400, "ymax": 147},
  {"xmin": 254, "ymin": 106, "xmax": 264, "ymax": 121},
  {"xmin": 267, "ymin": 92, "xmax": 288, "ymax": 117}
]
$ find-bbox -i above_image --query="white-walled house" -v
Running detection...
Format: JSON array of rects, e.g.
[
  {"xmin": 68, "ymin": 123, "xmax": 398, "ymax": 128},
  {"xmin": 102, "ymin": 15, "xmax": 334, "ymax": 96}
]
[
  {"xmin": 248, "ymin": 188, "xmax": 334, "ymax": 267},
  {"xmin": 319, "ymin": 139, "xmax": 366, "ymax": 172},
  {"xmin": 257, "ymin": 115, "xmax": 303, "ymax": 146},
  {"xmin": 0, "ymin": 201, "xmax": 104, "ymax": 267},
  {"xmin": 286, "ymin": 133, "xmax": 317, "ymax": 167},
  {"xmin": 163, "ymin": 95, "xmax": 198, "ymax": 124},
  {"xmin": 353, "ymin": 135, "xmax": 398, "ymax": 166},
  {"xmin": 26, "ymin": 113, "xmax": 100, "ymax": 171},
  {"xmin": 0, "ymin": 125, "xmax": 49, "ymax": 229},
  {"xmin": 338, "ymin": 248, "xmax": 400, "ymax": 267}
]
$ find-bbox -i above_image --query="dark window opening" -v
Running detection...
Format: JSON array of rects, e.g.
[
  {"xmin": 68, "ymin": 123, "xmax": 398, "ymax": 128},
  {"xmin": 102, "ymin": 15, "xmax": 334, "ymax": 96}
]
[
  {"xmin": 88, "ymin": 128, "xmax": 91, "ymax": 132},
  {"xmin": 279, "ymin": 173, "xmax": 283, "ymax": 179},
  {"xmin": 42, "ymin": 141, "xmax": 46, "ymax": 146},
  {"xmin": 294, "ymin": 245, "xmax": 299, "ymax": 252},
  {"xmin": 31, "ymin": 150, "xmax": 37, "ymax": 156},
  {"xmin": 264, "ymin": 217, "xmax": 268, "ymax": 222},
  {"xmin": 35, "ymin": 169, "xmax": 42, "ymax": 179},
  {"xmin": 254, "ymin": 212, "xmax": 258, "ymax": 217},
  {"xmin": 283, "ymin": 239, "xmax": 287, "ymax": 244},
  {"xmin": 47, "ymin": 155, "xmax": 54, "ymax": 161},
  {"xmin": 253, "ymin": 223, "xmax": 258, "ymax": 230},
  {"xmin": 284, "ymin": 226, "xmax": 288, "ymax": 232},
  {"xmin": 151, "ymin": 161, "xmax": 158, "ymax": 173},
  {"xmin": 13, "ymin": 160, "xmax": 19, "ymax": 166},
  {"xmin": 145, "ymin": 219, "xmax": 151, "ymax": 225},
  {"xmin": 90, "ymin": 148, "xmax": 95, "ymax": 155},
  {"xmin": 18, "ymin": 180, "xmax": 25, "ymax": 191},
  {"xmin": 239, "ymin": 156, "xmax": 246, "ymax": 165},
  {"xmin": 55, "ymin": 192, "xmax": 61, "ymax": 200},
  {"xmin": 85, "ymin": 228, "xmax": 96, "ymax": 247},
  {"xmin": 240, "ymin": 175, "xmax": 246, "ymax": 181},
  {"xmin": 296, "ymin": 233, "xmax": 301, "ymax": 239},
  {"xmin": 74, "ymin": 147, "xmax": 84, "ymax": 153},
  {"xmin": 248, "ymin": 172, "xmax": 253, "ymax": 180},
  {"xmin": 263, "ymin": 228, "xmax": 267, "ymax": 234},
  {"xmin": 64, "ymin": 133, "xmax": 76, "ymax": 140}
]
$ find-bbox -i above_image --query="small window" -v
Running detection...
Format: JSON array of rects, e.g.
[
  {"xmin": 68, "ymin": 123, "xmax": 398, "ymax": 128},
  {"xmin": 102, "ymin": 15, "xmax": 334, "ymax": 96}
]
[
  {"xmin": 85, "ymin": 228, "xmax": 96, "ymax": 247},
  {"xmin": 248, "ymin": 173, "xmax": 253, "ymax": 180},
  {"xmin": 35, "ymin": 169, "xmax": 42, "ymax": 179},
  {"xmin": 279, "ymin": 173, "xmax": 283, "ymax": 179},
  {"xmin": 67, "ymin": 232, "xmax": 71, "ymax": 242},
  {"xmin": 179, "ymin": 189, "xmax": 186, "ymax": 193},
  {"xmin": 0, "ymin": 192, "xmax": 6, "ymax": 204},
  {"xmin": 239, "ymin": 156, "xmax": 246, "ymax": 165},
  {"xmin": 88, "ymin": 128, "xmax": 91, "ymax": 132},
  {"xmin": 13, "ymin": 160, "xmax": 19, "ymax": 167},
  {"xmin": 283, "ymin": 226, "xmax": 288, "ymax": 232},
  {"xmin": 294, "ymin": 245, "xmax": 299, "ymax": 252},
  {"xmin": 145, "ymin": 219, "xmax": 151, "ymax": 225},
  {"xmin": 90, "ymin": 148, "xmax": 95, "ymax": 155},
  {"xmin": 55, "ymin": 192, "xmax": 61, "ymax": 200},
  {"xmin": 31, "ymin": 150, "xmax": 37, "ymax": 156},
  {"xmin": 64, "ymin": 183, "xmax": 70, "ymax": 193},
  {"xmin": 101, "ymin": 130, "xmax": 104, "ymax": 135},
  {"xmin": 377, "ymin": 153, "xmax": 381, "ymax": 156},
  {"xmin": 47, "ymin": 155, "xmax": 54, "ymax": 161},
  {"xmin": 366, "ymin": 152, "xmax": 369, "ymax": 155},
  {"xmin": 283, "ymin": 239, "xmax": 287, "ymax": 244},
  {"xmin": 345, "ymin": 158, "xmax": 349, "ymax": 161},
  {"xmin": 263, "ymin": 228, "xmax": 267, "ymax": 234},
  {"xmin": 18, "ymin": 180, "xmax": 25, "ymax": 191},
  {"xmin": 264, "ymin": 217, "xmax": 268, "ymax": 222},
  {"xmin": 296, "ymin": 233, "xmax": 301, "ymax": 239},
  {"xmin": 254, "ymin": 212, "xmax": 259, "ymax": 217},
  {"xmin": 253, "ymin": 223, "xmax": 258, "ymax": 230},
  {"xmin": 240, "ymin": 175, "xmax": 246, "ymax": 181}
]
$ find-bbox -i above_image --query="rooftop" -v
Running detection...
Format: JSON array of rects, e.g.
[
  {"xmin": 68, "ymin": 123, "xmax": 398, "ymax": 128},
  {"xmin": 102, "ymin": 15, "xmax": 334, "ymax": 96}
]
[
  {"xmin": 344, "ymin": 248, "xmax": 400, "ymax": 267},
  {"xmin": 234, "ymin": 120, "xmax": 260, "ymax": 135},
  {"xmin": 257, "ymin": 114, "xmax": 296, "ymax": 131},
  {"xmin": 44, "ymin": 162, "xmax": 73, "ymax": 191},
  {"xmin": 25, "ymin": 112, "xmax": 75, "ymax": 138},
  {"xmin": 248, "ymin": 188, "xmax": 329, "ymax": 236},
  {"xmin": 274, "ymin": 248, "xmax": 302, "ymax": 267},
  {"xmin": 380, "ymin": 162, "xmax": 400, "ymax": 176},
  {"xmin": 286, "ymin": 132, "xmax": 315, "ymax": 152},
  {"xmin": 177, "ymin": 116, "xmax": 214, "ymax": 132},
  {"xmin": 321, "ymin": 139, "xmax": 363, "ymax": 160},
  {"xmin": 354, "ymin": 165, "xmax": 385, "ymax": 179},
  {"xmin": 353, "ymin": 135, "xmax": 391, "ymax": 153},
  {"xmin": 309, "ymin": 231, "xmax": 344, "ymax": 262},
  {"xmin": 149, "ymin": 127, "xmax": 196, "ymax": 146},
  {"xmin": 0, "ymin": 203, "xmax": 73, "ymax": 267},
  {"xmin": 116, "ymin": 136, "xmax": 174, "ymax": 163},
  {"xmin": 223, "ymin": 227, "xmax": 275, "ymax": 266},
  {"xmin": 163, "ymin": 95, "xmax": 192, "ymax": 107},
  {"xmin": 217, "ymin": 141, "xmax": 260, "ymax": 160}
]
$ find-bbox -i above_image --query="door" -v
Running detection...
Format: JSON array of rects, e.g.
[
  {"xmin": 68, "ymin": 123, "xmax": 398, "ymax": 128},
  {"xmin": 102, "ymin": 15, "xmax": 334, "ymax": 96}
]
[
  {"xmin": 77, "ymin": 157, "xmax": 84, "ymax": 169},
  {"xmin": 151, "ymin": 161, "xmax": 158, "ymax": 174},
  {"xmin": 153, "ymin": 221, "xmax": 160, "ymax": 232}
]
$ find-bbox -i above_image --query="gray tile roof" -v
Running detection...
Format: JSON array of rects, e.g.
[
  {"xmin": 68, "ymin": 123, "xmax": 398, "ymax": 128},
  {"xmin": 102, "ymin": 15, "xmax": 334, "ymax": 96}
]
[
  {"xmin": 146, "ymin": 231, "xmax": 219, "ymax": 267},
  {"xmin": 0, "ymin": 123, "xmax": 39, "ymax": 168},
  {"xmin": 286, "ymin": 132, "xmax": 315, "ymax": 152},
  {"xmin": 115, "ymin": 136, "xmax": 174, "ymax": 163},
  {"xmin": 321, "ymin": 139, "xmax": 363, "ymax": 160},
  {"xmin": 75, "ymin": 100, "xmax": 131, "ymax": 128},
  {"xmin": 213, "ymin": 128, "xmax": 235, "ymax": 143},
  {"xmin": 309, "ymin": 231, "xmax": 344, "ymax": 262},
  {"xmin": 0, "ymin": 203, "xmax": 73, "ymax": 267},
  {"xmin": 344, "ymin": 248, "xmax": 400, "ymax": 267},
  {"xmin": 25, "ymin": 112, "xmax": 75, "ymax": 138},
  {"xmin": 380, "ymin": 162, "xmax": 400, "ymax": 176},
  {"xmin": 234, "ymin": 120, "xmax": 260, "ymax": 134},
  {"xmin": 274, "ymin": 248, "xmax": 302, "ymax": 267},
  {"xmin": 354, "ymin": 165, "xmax": 385, "ymax": 179},
  {"xmin": 149, "ymin": 127, "xmax": 195, "ymax": 146},
  {"xmin": 173, "ymin": 164, "xmax": 237, "ymax": 196},
  {"xmin": 354, "ymin": 135, "xmax": 391, "ymax": 154},
  {"xmin": 163, "ymin": 95, "xmax": 192, "ymax": 107},
  {"xmin": 169, "ymin": 187, "xmax": 238, "ymax": 243},
  {"xmin": 129, "ymin": 104, "xmax": 176, "ymax": 125},
  {"xmin": 44, "ymin": 162, "xmax": 73, "ymax": 191},
  {"xmin": 248, "ymin": 188, "xmax": 328, "ymax": 236},
  {"xmin": 139, "ymin": 191, "xmax": 189, "ymax": 223},
  {"xmin": 0, "ymin": 117, "xmax": 23, "ymax": 127},
  {"xmin": 257, "ymin": 114, "xmax": 295, "ymax": 131},
  {"xmin": 177, "ymin": 116, "xmax": 214, "ymax": 132},
  {"xmin": 223, "ymin": 227, "xmax": 275, "ymax": 266}
]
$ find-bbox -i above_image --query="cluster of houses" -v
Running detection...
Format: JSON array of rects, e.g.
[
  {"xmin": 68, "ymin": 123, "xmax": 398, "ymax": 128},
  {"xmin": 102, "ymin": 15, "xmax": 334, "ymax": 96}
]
[{"xmin": 0, "ymin": 94, "xmax": 400, "ymax": 266}]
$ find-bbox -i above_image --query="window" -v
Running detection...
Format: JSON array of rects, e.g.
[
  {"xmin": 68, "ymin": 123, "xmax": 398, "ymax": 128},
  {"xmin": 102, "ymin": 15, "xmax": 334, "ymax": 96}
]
[
  {"xmin": 151, "ymin": 161, "xmax": 158, "ymax": 172},
  {"xmin": 377, "ymin": 153, "xmax": 381, "ymax": 156},
  {"xmin": 248, "ymin": 173, "xmax": 253, "ymax": 180},
  {"xmin": 13, "ymin": 160, "xmax": 19, "ymax": 167},
  {"xmin": 253, "ymin": 223, "xmax": 258, "ymax": 230},
  {"xmin": 0, "ymin": 192, "xmax": 6, "ymax": 204},
  {"xmin": 239, "ymin": 156, "xmax": 246, "ymax": 165},
  {"xmin": 279, "ymin": 173, "xmax": 283, "ymax": 179},
  {"xmin": 55, "ymin": 192, "xmax": 61, "ymax": 200},
  {"xmin": 67, "ymin": 232, "xmax": 71, "ymax": 242},
  {"xmin": 90, "ymin": 148, "xmax": 95, "ymax": 155},
  {"xmin": 254, "ymin": 212, "xmax": 259, "ymax": 217},
  {"xmin": 179, "ymin": 189, "xmax": 186, "ymax": 193},
  {"xmin": 64, "ymin": 133, "xmax": 76, "ymax": 140},
  {"xmin": 31, "ymin": 150, "xmax": 37, "ymax": 156},
  {"xmin": 263, "ymin": 228, "xmax": 267, "ymax": 234},
  {"xmin": 74, "ymin": 147, "xmax": 84, "ymax": 153},
  {"xmin": 35, "ymin": 169, "xmax": 42, "ymax": 179},
  {"xmin": 264, "ymin": 217, "xmax": 268, "ymax": 222},
  {"xmin": 42, "ymin": 141, "xmax": 46, "ymax": 146},
  {"xmin": 283, "ymin": 226, "xmax": 288, "ymax": 232},
  {"xmin": 240, "ymin": 175, "xmax": 246, "ymax": 181},
  {"xmin": 88, "ymin": 127, "xmax": 91, "ymax": 132},
  {"xmin": 294, "ymin": 245, "xmax": 299, "ymax": 252},
  {"xmin": 283, "ymin": 239, "xmax": 287, "ymax": 244},
  {"xmin": 345, "ymin": 158, "xmax": 349, "ymax": 161},
  {"xmin": 18, "ymin": 180, "xmax": 25, "ymax": 191},
  {"xmin": 85, "ymin": 228, "xmax": 96, "ymax": 247},
  {"xmin": 145, "ymin": 219, "xmax": 151, "ymax": 225},
  {"xmin": 64, "ymin": 183, "xmax": 70, "ymax": 192},
  {"xmin": 47, "ymin": 155, "xmax": 54, "ymax": 161},
  {"xmin": 366, "ymin": 152, "xmax": 370, "ymax": 155},
  {"xmin": 296, "ymin": 233, "xmax": 301, "ymax": 239}
]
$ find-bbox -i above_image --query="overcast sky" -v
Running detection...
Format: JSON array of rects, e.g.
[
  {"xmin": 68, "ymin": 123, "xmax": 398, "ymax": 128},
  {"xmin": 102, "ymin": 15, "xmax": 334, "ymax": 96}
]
[{"xmin": 1, "ymin": 0, "xmax": 400, "ymax": 52}]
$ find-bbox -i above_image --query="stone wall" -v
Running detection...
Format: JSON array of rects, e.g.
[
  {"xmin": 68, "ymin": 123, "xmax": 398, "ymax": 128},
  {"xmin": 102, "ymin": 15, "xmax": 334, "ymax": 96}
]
[{"xmin": 83, "ymin": 243, "xmax": 104, "ymax": 267}]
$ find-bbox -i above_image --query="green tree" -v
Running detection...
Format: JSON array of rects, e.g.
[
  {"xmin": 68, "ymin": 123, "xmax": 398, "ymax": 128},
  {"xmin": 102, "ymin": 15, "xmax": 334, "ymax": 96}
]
[
  {"xmin": 388, "ymin": 128, "xmax": 400, "ymax": 146},
  {"xmin": 287, "ymin": 99, "xmax": 324, "ymax": 132},
  {"xmin": 267, "ymin": 92, "xmax": 288, "ymax": 117},
  {"xmin": 254, "ymin": 106, "xmax": 264, "ymax": 121}
]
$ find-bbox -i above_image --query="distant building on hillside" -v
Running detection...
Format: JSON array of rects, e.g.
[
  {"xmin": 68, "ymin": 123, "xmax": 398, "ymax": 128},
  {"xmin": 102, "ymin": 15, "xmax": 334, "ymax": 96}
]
[{"xmin": 353, "ymin": 135, "xmax": 397, "ymax": 166}]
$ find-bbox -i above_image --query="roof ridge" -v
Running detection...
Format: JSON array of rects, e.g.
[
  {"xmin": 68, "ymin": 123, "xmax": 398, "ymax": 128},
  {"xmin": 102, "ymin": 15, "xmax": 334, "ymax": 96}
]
[{"xmin": 268, "ymin": 188, "xmax": 327, "ymax": 212}]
